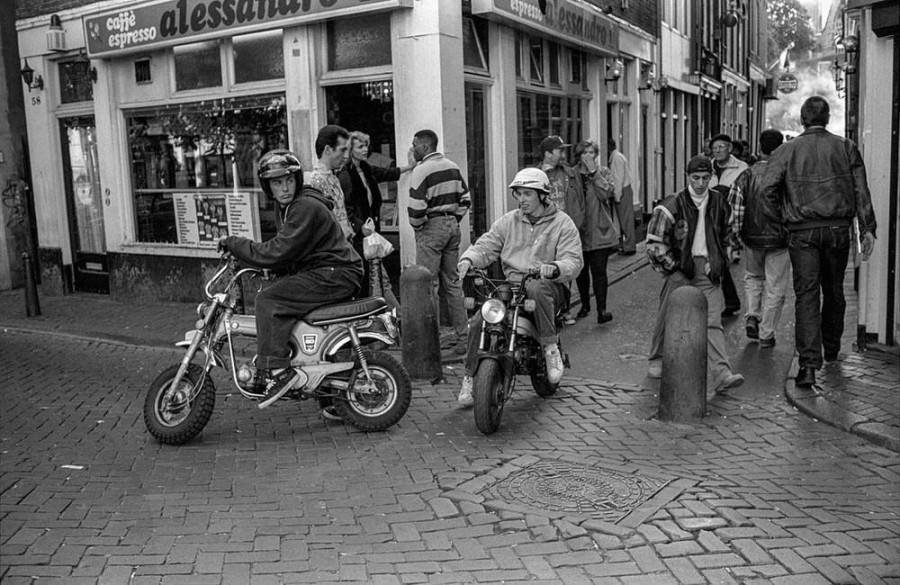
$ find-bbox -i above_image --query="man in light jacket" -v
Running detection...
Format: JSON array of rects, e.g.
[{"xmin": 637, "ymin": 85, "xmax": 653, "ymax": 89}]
[
  {"xmin": 455, "ymin": 168, "xmax": 584, "ymax": 405},
  {"xmin": 608, "ymin": 139, "xmax": 635, "ymax": 255}
]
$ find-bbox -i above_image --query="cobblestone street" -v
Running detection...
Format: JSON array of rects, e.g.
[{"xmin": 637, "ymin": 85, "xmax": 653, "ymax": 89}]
[{"xmin": 2, "ymin": 330, "xmax": 898, "ymax": 584}]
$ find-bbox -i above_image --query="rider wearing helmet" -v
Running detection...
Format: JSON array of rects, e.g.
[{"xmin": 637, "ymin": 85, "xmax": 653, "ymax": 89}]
[
  {"xmin": 218, "ymin": 149, "xmax": 363, "ymax": 407},
  {"xmin": 454, "ymin": 167, "xmax": 583, "ymax": 405}
]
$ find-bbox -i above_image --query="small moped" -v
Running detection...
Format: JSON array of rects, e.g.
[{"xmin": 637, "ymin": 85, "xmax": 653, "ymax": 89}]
[{"xmin": 143, "ymin": 257, "xmax": 412, "ymax": 445}]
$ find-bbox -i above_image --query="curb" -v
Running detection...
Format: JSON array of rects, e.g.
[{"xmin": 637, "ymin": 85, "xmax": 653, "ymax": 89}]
[
  {"xmin": 1, "ymin": 325, "xmax": 180, "ymax": 353},
  {"xmin": 783, "ymin": 356, "xmax": 900, "ymax": 453}
]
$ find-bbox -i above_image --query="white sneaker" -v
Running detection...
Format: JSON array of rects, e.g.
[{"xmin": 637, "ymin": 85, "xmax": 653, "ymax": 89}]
[
  {"xmin": 544, "ymin": 343, "xmax": 564, "ymax": 384},
  {"xmin": 457, "ymin": 375, "xmax": 474, "ymax": 406}
]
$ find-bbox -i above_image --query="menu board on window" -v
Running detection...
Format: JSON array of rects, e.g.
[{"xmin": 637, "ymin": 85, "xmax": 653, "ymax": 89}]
[{"xmin": 172, "ymin": 191, "xmax": 259, "ymax": 247}]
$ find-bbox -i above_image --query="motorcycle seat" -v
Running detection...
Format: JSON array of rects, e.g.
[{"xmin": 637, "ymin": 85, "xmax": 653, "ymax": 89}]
[{"xmin": 305, "ymin": 296, "xmax": 388, "ymax": 325}]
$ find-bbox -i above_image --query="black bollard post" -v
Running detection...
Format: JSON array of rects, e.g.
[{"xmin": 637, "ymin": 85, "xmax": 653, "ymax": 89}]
[
  {"xmin": 658, "ymin": 285, "xmax": 706, "ymax": 421},
  {"xmin": 22, "ymin": 252, "xmax": 41, "ymax": 317},
  {"xmin": 400, "ymin": 265, "xmax": 442, "ymax": 380}
]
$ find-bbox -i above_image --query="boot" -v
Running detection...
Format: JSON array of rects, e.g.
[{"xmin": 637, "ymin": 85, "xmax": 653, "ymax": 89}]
[{"xmin": 795, "ymin": 367, "xmax": 816, "ymax": 388}]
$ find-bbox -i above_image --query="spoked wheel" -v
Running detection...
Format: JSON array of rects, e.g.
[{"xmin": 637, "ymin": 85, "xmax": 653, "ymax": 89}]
[
  {"xmin": 473, "ymin": 358, "xmax": 507, "ymax": 435},
  {"xmin": 333, "ymin": 350, "xmax": 412, "ymax": 431},
  {"xmin": 144, "ymin": 364, "xmax": 216, "ymax": 445}
]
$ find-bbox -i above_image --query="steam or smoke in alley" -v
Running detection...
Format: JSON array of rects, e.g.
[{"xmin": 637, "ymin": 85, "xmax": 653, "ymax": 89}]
[{"xmin": 764, "ymin": 65, "xmax": 845, "ymax": 139}]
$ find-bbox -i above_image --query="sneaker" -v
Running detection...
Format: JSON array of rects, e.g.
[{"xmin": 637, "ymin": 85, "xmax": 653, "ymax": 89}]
[
  {"xmin": 321, "ymin": 405, "xmax": 342, "ymax": 421},
  {"xmin": 457, "ymin": 375, "xmax": 474, "ymax": 406},
  {"xmin": 745, "ymin": 316, "xmax": 760, "ymax": 340},
  {"xmin": 715, "ymin": 372, "xmax": 744, "ymax": 395},
  {"xmin": 647, "ymin": 360, "xmax": 662, "ymax": 379},
  {"xmin": 563, "ymin": 315, "xmax": 577, "ymax": 326},
  {"xmin": 759, "ymin": 336, "xmax": 776, "ymax": 348},
  {"xmin": 544, "ymin": 343, "xmax": 564, "ymax": 384},
  {"xmin": 257, "ymin": 368, "xmax": 300, "ymax": 409}
]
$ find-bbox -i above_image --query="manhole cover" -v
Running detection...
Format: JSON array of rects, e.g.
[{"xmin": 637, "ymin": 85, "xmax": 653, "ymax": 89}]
[{"xmin": 481, "ymin": 459, "xmax": 669, "ymax": 522}]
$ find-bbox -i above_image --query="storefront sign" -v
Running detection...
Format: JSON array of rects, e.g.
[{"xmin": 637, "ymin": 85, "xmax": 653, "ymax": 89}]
[
  {"xmin": 173, "ymin": 191, "xmax": 258, "ymax": 247},
  {"xmin": 777, "ymin": 73, "xmax": 799, "ymax": 94},
  {"xmin": 471, "ymin": 0, "xmax": 618, "ymax": 56},
  {"xmin": 84, "ymin": 0, "xmax": 410, "ymax": 56}
]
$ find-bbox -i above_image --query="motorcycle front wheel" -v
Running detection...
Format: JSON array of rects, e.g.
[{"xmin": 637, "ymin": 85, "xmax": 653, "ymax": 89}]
[
  {"xmin": 473, "ymin": 358, "xmax": 506, "ymax": 435},
  {"xmin": 144, "ymin": 363, "xmax": 216, "ymax": 445},
  {"xmin": 333, "ymin": 350, "xmax": 412, "ymax": 431}
]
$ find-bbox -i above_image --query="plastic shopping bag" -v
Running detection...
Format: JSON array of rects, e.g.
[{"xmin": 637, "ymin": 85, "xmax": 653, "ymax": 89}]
[{"xmin": 363, "ymin": 231, "xmax": 394, "ymax": 260}]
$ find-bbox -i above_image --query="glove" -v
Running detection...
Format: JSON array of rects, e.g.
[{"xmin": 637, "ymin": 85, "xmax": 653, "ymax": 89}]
[
  {"xmin": 539, "ymin": 263, "xmax": 560, "ymax": 279},
  {"xmin": 457, "ymin": 259, "xmax": 472, "ymax": 281},
  {"xmin": 217, "ymin": 237, "xmax": 230, "ymax": 254}
]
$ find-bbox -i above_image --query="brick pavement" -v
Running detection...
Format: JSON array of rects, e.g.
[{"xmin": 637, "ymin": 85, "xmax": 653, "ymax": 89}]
[{"xmin": 2, "ymin": 331, "xmax": 898, "ymax": 584}]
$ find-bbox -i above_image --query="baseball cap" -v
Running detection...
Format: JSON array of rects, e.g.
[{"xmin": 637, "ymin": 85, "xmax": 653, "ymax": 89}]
[
  {"xmin": 686, "ymin": 155, "xmax": 713, "ymax": 174},
  {"xmin": 538, "ymin": 135, "xmax": 570, "ymax": 154}
]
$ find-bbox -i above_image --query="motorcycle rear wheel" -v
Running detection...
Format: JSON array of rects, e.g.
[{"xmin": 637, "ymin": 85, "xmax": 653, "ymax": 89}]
[
  {"xmin": 333, "ymin": 350, "xmax": 412, "ymax": 431},
  {"xmin": 473, "ymin": 359, "xmax": 506, "ymax": 435},
  {"xmin": 144, "ymin": 364, "xmax": 216, "ymax": 445}
]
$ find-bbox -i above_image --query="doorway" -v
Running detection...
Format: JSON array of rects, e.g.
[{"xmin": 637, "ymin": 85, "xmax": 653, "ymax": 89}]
[{"xmin": 61, "ymin": 117, "xmax": 108, "ymax": 294}]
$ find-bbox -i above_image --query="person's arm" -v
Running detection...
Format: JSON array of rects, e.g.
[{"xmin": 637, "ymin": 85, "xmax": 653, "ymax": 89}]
[
  {"xmin": 727, "ymin": 169, "xmax": 747, "ymax": 250},
  {"xmin": 565, "ymin": 170, "xmax": 586, "ymax": 232},
  {"xmin": 759, "ymin": 150, "xmax": 786, "ymax": 224},
  {"xmin": 460, "ymin": 215, "xmax": 508, "ymax": 269},
  {"xmin": 609, "ymin": 154, "xmax": 626, "ymax": 202},
  {"xmin": 551, "ymin": 216, "xmax": 584, "ymax": 281},
  {"xmin": 223, "ymin": 201, "xmax": 319, "ymax": 268},
  {"xmin": 408, "ymin": 165, "xmax": 429, "ymax": 229},
  {"xmin": 645, "ymin": 200, "xmax": 677, "ymax": 274}
]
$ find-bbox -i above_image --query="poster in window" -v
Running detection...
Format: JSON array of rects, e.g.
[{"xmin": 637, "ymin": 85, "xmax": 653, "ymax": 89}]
[{"xmin": 172, "ymin": 191, "xmax": 259, "ymax": 247}]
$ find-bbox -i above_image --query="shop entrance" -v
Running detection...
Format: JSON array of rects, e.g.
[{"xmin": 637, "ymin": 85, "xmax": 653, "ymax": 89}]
[
  {"xmin": 465, "ymin": 83, "xmax": 488, "ymax": 237},
  {"xmin": 60, "ymin": 116, "xmax": 108, "ymax": 294}
]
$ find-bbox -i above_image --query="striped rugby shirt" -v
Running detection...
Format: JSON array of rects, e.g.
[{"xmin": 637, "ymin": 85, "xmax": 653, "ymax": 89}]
[{"xmin": 407, "ymin": 152, "xmax": 470, "ymax": 229}]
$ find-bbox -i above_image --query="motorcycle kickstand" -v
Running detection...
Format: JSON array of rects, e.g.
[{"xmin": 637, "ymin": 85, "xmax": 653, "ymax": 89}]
[{"xmin": 347, "ymin": 325, "xmax": 375, "ymax": 387}]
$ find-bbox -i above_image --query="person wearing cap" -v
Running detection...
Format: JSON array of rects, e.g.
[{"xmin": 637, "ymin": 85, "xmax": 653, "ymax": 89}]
[
  {"xmin": 759, "ymin": 96, "xmax": 877, "ymax": 389},
  {"xmin": 408, "ymin": 129, "xmax": 471, "ymax": 355},
  {"xmin": 645, "ymin": 154, "xmax": 744, "ymax": 397},
  {"xmin": 727, "ymin": 129, "xmax": 790, "ymax": 349},
  {"xmin": 454, "ymin": 168, "xmax": 583, "ymax": 406}
]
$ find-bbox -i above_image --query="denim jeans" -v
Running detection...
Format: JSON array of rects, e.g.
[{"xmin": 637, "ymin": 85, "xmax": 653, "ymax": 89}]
[
  {"xmin": 743, "ymin": 247, "xmax": 791, "ymax": 341},
  {"xmin": 464, "ymin": 279, "xmax": 568, "ymax": 376},
  {"xmin": 788, "ymin": 226, "xmax": 851, "ymax": 369},
  {"xmin": 414, "ymin": 216, "xmax": 468, "ymax": 340},
  {"xmin": 649, "ymin": 258, "xmax": 734, "ymax": 389}
]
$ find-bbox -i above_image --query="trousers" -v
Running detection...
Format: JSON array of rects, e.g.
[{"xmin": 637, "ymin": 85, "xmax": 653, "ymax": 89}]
[
  {"xmin": 256, "ymin": 266, "xmax": 362, "ymax": 369},
  {"xmin": 576, "ymin": 247, "xmax": 615, "ymax": 313},
  {"xmin": 415, "ymin": 216, "xmax": 468, "ymax": 340},
  {"xmin": 743, "ymin": 246, "xmax": 791, "ymax": 341}
]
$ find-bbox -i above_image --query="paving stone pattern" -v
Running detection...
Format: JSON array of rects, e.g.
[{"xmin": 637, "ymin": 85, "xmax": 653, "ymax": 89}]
[{"xmin": 1, "ymin": 331, "xmax": 898, "ymax": 584}]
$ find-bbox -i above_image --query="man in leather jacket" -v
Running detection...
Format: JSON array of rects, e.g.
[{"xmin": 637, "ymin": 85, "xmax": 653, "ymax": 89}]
[
  {"xmin": 646, "ymin": 155, "xmax": 744, "ymax": 397},
  {"xmin": 218, "ymin": 150, "xmax": 363, "ymax": 408},
  {"xmin": 728, "ymin": 129, "xmax": 789, "ymax": 348},
  {"xmin": 760, "ymin": 96, "xmax": 877, "ymax": 388}
]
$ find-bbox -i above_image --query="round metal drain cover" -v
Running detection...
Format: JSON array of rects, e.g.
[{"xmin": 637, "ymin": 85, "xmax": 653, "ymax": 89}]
[{"xmin": 482, "ymin": 459, "xmax": 668, "ymax": 522}]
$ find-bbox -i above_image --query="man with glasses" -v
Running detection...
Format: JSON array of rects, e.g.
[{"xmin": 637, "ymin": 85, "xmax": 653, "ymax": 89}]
[
  {"xmin": 708, "ymin": 134, "xmax": 748, "ymax": 317},
  {"xmin": 645, "ymin": 155, "xmax": 744, "ymax": 398}
]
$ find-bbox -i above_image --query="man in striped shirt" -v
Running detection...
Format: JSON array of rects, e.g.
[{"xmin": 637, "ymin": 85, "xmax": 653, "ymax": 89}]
[{"xmin": 408, "ymin": 129, "xmax": 471, "ymax": 354}]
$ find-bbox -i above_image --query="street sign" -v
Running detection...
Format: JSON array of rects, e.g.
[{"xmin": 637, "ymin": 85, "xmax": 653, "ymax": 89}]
[{"xmin": 777, "ymin": 73, "xmax": 799, "ymax": 94}]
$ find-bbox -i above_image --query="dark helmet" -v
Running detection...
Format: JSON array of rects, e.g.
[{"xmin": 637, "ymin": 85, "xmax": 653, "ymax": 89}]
[{"xmin": 257, "ymin": 149, "xmax": 303, "ymax": 199}]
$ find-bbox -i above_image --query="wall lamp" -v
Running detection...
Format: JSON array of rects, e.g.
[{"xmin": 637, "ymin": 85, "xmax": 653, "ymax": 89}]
[
  {"xmin": 722, "ymin": 0, "xmax": 741, "ymax": 28},
  {"xmin": 841, "ymin": 34, "xmax": 859, "ymax": 74},
  {"xmin": 20, "ymin": 60, "xmax": 44, "ymax": 92},
  {"xmin": 605, "ymin": 59, "xmax": 624, "ymax": 82}
]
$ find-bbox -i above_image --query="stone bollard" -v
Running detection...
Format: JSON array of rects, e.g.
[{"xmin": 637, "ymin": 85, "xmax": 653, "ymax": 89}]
[
  {"xmin": 400, "ymin": 265, "xmax": 442, "ymax": 380},
  {"xmin": 658, "ymin": 285, "xmax": 707, "ymax": 422},
  {"xmin": 23, "ymin": 252, "xmax": 41, "ymax": 317}
]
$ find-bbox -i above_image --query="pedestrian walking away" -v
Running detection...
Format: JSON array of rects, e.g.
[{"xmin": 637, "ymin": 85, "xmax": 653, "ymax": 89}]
[
  {"xmin": 760, "ymin": 96, "xmax": 877, "ymax": 389},
  {"xmin": 218, "ymin": 150, "xmax": 363, "ymax": 407},
  {"xmin": 708, "ymin": 133, "xmax": 748, "ymax": 317},
  {"xmin": 608, "ymin": 138, "xmax": 636, "ymax": 255},
  {"xmin": 408, "ymin": 129, "xmax": 471, "ymax": 355},
  {"xmin": 456, "ymin": 168, "xmax": 583, "ymax": 405},
  {"xmin": 728, "ymin": 128, "xmax": 790, "ymax": 348},
  {"xmin": 572, "ymin": 139, "xmax": 619, "ymax": 324},
  {"xmin": 646, "ymin": 155, "xmax": 744, "ymax": 397}
]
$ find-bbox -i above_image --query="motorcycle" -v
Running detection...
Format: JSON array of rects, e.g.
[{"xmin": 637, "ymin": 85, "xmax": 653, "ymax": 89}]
[
  {"xmin": 143, "ymin": 257, "xmax": 412, "ymax": 445},
  {"xmin": 465, "ymin": 267, "xmax": 570, "ymax": 435}
]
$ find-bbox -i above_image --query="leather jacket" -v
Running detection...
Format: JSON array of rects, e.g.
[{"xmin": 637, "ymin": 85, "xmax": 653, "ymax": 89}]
[
  {"xmin": 734, "ymin": 160, "xmax": 787, "ymax": 249},
  {"xmin": 761, "ymin": 127, "xmax": 877, "ymax": 236}
]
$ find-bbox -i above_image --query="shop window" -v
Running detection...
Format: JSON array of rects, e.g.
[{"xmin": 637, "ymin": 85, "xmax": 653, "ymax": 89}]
[
  {"xmin": 59, "ymin": 60, "xmax": 94, "ymax": 103},
  {"xmin": 529, "ymin": 38, "xmax": 544, "ymax": 85},
  {"xmin": 517, "ymin": 90, "xmax": 583, "ymax": 169},
  {"xmin": 126, "ymin": 94, "xmax": 287, "ymax": 245},
  {"xmin": 328, "ymin": 14, "xmax": 391, "ymax": 70},
  {"xmin": 234, "ymin": 30, "xmax": 284, "ymax": 84},
  {"xmin": 174, "ymin": 41, "xmax": 222, "ymax": 91},
  {"xmin": 463, "ymin": 17, "xmax": 489, "ymax": 72}
]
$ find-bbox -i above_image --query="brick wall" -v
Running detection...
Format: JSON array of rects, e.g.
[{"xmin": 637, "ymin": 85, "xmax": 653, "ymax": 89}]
[
  {"xmin": 584, "ymin": 0, "xmax": 659, "ymax": 38},
  {"xmin": 16, "ymin": 0, "xmax": 104, "ymax": 20}
]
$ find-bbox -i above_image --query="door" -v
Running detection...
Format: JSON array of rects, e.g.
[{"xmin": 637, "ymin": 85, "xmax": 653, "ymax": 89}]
[
  {"xmin": 465, "ymin": 83, "xmax": 488, "ymax": 237},
  {"xmin": 61, "ymin": 117, "xmax": 108, "ymax": 294}
]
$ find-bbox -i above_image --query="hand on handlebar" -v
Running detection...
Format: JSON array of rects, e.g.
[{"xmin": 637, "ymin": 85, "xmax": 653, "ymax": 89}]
[
  {"xmin": 539, "ymin": 263, "xmax": 560, "ymax": 279},
  {"xmin": 457, "ymin": 259, "xmax": 472, "ymax": 281},
  {"xmin": 217, "ymin": 237, "xmax": 230, "ymax": 256}
]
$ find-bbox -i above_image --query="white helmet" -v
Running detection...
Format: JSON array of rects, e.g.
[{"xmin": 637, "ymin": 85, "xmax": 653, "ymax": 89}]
[{"xmin": 508, "ymin": 168, "xmax": 550, "ymax": 194}]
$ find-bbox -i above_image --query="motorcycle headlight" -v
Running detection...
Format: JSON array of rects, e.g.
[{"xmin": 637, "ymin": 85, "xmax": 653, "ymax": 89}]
[{"xmin": 481, "ymin": 298, "xmax": 507, "ymax": 324}]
